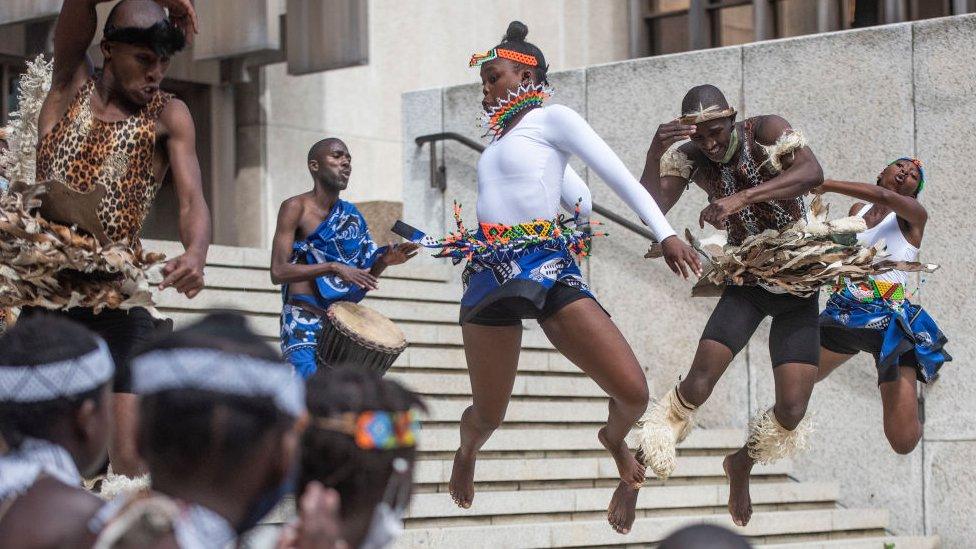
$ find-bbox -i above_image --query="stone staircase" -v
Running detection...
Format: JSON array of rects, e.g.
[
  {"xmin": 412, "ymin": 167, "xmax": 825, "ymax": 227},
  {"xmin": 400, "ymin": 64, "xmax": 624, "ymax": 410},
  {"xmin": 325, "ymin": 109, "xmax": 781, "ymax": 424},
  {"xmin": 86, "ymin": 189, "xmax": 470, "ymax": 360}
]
[{"xmin": 147, "ymin": 241, "xmax": 939, "ymax": 548}]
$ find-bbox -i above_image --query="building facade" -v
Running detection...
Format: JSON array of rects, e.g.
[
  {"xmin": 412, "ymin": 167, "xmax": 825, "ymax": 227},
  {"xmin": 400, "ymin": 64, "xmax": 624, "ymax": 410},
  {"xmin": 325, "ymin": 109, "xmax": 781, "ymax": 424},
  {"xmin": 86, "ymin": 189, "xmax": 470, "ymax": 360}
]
[{"xmin": 1, "ymin": 0, "xmax": 972, "ymax": 248}]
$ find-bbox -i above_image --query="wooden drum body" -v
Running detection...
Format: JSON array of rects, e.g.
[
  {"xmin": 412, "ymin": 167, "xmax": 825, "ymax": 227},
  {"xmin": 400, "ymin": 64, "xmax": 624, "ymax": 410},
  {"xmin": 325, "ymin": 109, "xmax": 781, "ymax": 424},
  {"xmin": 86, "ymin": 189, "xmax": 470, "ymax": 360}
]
[{"xmin": 316, "ymin": 302, "xmax": 407, "ymax": 375}]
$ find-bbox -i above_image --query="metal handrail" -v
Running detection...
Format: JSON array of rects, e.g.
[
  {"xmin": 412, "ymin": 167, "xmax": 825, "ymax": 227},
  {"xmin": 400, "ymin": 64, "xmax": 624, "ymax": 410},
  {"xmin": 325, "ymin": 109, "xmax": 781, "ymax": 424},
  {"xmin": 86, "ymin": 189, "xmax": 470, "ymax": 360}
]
[{"xmin": 414, "ymin": 132, "xmax": 655, "ymax": 241}]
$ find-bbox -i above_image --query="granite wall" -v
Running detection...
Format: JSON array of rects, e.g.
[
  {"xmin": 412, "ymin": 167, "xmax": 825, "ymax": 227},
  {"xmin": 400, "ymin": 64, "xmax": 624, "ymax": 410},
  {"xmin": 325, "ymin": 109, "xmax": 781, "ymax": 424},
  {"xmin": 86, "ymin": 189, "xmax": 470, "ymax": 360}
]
[{"xmin": 402, "ymin": 15, "xmax": 976, "ymax": 546}]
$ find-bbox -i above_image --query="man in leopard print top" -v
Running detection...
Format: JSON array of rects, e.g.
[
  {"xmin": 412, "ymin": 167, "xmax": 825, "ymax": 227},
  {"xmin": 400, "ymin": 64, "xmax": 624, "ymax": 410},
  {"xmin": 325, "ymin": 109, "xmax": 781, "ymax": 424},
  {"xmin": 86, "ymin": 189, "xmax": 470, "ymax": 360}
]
[
  {"xmin": 638, "ymin": 85, "xmax": 824, "ymax": 528},
  {"xmin": 25, "ymin": 0, "xmax": 211, "ymax": 478}
]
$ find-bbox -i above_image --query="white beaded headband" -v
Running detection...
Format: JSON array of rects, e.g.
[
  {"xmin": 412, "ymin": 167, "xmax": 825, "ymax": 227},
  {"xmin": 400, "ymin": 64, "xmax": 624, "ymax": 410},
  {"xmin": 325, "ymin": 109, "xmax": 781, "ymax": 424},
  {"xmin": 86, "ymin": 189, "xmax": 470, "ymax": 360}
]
[
  {"xmin": 130, "ymin": 348, "xmax": 305, "ymax": 417},
  {"xmin": 0, "ymin": 339, "xmax": 114, "ymax": 403}
]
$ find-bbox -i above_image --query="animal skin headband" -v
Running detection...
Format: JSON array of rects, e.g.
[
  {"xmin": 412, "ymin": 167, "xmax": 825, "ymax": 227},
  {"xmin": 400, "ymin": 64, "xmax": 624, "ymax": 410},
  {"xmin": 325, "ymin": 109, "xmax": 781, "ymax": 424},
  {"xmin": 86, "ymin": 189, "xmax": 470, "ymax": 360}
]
[
  {"xmin": 679, "ymin": 103, "xmax": 737, "ymax": 125},
  {"xmin": 103, "ymin": 19, "xmax": 186, "ymax": 57},
  {"xmin": 469, "ymin": 48, "xmax": 539, "ymax": 68},
  {"xmin": 0, "ymin": 340, "xmax": 114, "ymax": 403},
  {"xmin": 130, "ymin": 348, "xmax": 305, "ymax": 417}
]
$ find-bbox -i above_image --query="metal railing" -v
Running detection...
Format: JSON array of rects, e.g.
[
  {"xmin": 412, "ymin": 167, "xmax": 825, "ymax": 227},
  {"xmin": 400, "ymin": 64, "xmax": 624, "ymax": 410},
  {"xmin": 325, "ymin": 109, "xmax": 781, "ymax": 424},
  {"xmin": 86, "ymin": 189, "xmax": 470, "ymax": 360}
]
[{"xmin": 415, "ymin": 132, "xmax": 656, "ymax": 241}]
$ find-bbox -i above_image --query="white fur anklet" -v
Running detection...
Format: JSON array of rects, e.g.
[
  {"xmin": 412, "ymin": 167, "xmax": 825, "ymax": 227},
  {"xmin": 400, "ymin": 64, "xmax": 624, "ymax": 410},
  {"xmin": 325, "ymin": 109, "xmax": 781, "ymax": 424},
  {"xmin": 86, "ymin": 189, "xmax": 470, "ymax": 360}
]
[
  {"xmin": 631, "ymin": 385, "xmax": 698, "ymax": 480},
  {"xmin": 746, "ymin": 407, "xmax": 813, "ymax": 465},
  {"xmin": 97, "ymin": 465, "xmax": 151, "ymax": 500}
]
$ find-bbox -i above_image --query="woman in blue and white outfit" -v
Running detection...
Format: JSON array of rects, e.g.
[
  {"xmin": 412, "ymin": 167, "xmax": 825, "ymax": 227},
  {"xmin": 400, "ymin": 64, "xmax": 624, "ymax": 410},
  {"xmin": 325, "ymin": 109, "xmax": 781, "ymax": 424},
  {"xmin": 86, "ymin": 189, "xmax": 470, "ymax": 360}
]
[
  {"xmin": 816, "ymin": 157, "xmax": 950, "ymax": 455},
  {"xmin": 418, "ymin": 22, "xmax": 701, "ymax": 535}
]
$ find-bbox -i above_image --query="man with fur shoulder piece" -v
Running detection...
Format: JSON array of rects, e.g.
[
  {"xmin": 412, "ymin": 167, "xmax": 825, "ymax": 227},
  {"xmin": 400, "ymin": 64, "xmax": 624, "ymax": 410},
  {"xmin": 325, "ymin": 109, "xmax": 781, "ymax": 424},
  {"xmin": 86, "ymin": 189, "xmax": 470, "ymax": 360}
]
[
  {"xmin": 19, "ymin": 0, "xmax": 212, "ymax": 480},
  {"xmin": 636, "ymin": 84, "xmax": 824, "ymax": 527}
]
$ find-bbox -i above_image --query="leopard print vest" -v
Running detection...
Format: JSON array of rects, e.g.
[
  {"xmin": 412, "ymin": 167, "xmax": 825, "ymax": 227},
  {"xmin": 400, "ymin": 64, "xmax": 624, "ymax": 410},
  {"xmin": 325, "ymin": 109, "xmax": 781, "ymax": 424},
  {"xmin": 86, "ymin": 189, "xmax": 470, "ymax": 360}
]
[
  {"xmin": 693, "ymin": 118, "xmax": 806, "ymax": 246},
  {"xmin": 36, "ymin": 79, "xmax": 172, "ymax": 245}
]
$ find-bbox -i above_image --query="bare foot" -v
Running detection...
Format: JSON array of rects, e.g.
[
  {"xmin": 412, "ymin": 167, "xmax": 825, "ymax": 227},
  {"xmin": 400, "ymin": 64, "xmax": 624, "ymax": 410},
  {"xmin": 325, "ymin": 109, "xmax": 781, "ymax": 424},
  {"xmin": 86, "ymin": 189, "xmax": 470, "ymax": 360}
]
[
  {"xmin": 607, "ymin": 480, "xmax": 640, "ymax": 534},
  {"xmin": 599, "ymin": 426, "xmax": 645, "ymax": 488},
  {"xmin": 723, "ymin": 449, "xmax": 755, "ymax": 527},
  {"xmin": 449, "ymin": 448, "xmax": 476, "ymax": 509}
]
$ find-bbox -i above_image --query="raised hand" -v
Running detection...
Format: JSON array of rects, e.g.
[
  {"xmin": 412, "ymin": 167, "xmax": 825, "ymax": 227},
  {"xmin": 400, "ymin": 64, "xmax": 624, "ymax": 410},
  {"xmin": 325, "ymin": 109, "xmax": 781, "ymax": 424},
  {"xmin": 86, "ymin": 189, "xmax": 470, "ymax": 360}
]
[
  {"xmin": 660, "ymin": 235, "xmax": 703, "ymax": 280},
  {"xmin": 380, "ymin": 242, "xmax": 420, "ymax": 267},
  {"xmin": 155, "ymin": 0, "xmax": 199, "ymax": 43},
  {"xmin": 648, "ymin": 118, "xmax": 697, "ymax": 161}
]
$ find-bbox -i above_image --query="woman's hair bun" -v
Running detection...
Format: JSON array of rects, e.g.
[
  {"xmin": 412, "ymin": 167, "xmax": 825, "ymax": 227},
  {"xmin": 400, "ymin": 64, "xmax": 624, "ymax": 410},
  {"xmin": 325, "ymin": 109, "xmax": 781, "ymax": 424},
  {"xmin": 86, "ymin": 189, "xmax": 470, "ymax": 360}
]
[{"xmin": 503, "ymin": 21, "xmax": 529, "ymax": 43}]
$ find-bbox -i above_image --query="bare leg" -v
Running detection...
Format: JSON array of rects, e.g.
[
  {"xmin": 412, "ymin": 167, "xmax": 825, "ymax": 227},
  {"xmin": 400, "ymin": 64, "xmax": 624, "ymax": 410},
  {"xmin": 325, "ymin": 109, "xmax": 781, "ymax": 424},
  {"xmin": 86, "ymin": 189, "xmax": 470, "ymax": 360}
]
[
  {"xmin": 449, "ymin": 323, "xmax": 522, "ymax": 509},
  {"xmin": 678, "ymin": 339, "xmax": 736, "ymax": 407},
  {"xmin": 108, "ymin": 393, "xmax": 146, "ymax": 477},
  {"xmin": 540, "ymin": 299, "xmax": 648, "ymax": 534},
  {"xmin": 816, "ymin": 347, "xmax": 855, "ymax": 382},
  {"xmin": 725, "ymin": 361, "xmax": 818, "ymax": 526},
  {"xmin": 880, "ymin": 366, "xmax": 922, "ymax": 454}
]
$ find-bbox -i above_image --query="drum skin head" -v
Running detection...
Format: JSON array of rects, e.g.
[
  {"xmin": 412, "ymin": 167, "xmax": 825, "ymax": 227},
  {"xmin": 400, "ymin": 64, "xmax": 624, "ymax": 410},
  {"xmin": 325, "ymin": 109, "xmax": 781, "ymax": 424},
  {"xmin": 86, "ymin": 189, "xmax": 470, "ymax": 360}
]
[{"xmin": 328, "ymin": 302, "xmax": 407, "ymax": 351}]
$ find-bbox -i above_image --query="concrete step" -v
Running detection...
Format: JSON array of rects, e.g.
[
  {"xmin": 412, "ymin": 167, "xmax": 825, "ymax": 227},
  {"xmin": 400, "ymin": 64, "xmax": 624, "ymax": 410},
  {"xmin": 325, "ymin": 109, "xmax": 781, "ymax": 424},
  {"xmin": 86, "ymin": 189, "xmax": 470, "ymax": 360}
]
[
  {"xmin": 396, "ymin": 508, "xmax": 889, "ymax": 548},
  {"xmin": 405, "ymin": 481, "xmax": 837, "ymax": 521},
  {"xmin": 412, "ymin": 455, "xmax": 790, "ymax": 487},
  {"xmin": 415, "ymin": 427, "xmax": 743, "ymax": 454},
  {"xmin": 142, "ymin": 239, "xmax": 454, "ymax": 282},
  {"xmin": 154, "ymin": 278, "xmax": 461, "ymax": 314},
  {"xmin": 422, "ymin": 396, "xmax": 608, "ymax": 424},
  {"xmin": 396, "ymin": 346, "xmax": 578, "ymax": 374},
  {"xmin": 759, "ymin": 536, "xmax": 940, "ymax": 549},
  {"xmin": 167, "ymin": 311, "xmax": 556, "ymax": 351},
  {"xmin": 391, "ymin": 371, "xmax": 602, "ymax": 399}
]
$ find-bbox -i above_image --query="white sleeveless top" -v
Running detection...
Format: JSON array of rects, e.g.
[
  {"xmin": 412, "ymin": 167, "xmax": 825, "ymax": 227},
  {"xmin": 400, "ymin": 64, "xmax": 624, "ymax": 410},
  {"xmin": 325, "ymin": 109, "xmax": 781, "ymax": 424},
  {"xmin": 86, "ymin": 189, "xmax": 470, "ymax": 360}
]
[
  {"xmin": 855, "ymin": 204, "xmax": 919, "ymax": 286},
  {"xmin": 476, "ymin": 104, "xmax": 677, "ymax": 242}
]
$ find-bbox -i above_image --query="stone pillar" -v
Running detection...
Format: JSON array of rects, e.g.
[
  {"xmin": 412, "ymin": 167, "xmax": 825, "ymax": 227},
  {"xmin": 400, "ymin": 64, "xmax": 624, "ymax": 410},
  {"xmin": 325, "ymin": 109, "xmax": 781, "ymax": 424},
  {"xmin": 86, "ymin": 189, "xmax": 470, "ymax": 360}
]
[
  {"xmin": 753, "ymin": 0, "xmax": 775, "ymax": 41},
  {"xmin": 817, "ymin": 0, "xmax": 841, "ymax": 32},
  {"xmin": 884, "ymin": 0, "xmax": 908, "ymax": 23},
  {"xmin": 689, "ymin": 0, "xmax": 711, "ymax": 50}
]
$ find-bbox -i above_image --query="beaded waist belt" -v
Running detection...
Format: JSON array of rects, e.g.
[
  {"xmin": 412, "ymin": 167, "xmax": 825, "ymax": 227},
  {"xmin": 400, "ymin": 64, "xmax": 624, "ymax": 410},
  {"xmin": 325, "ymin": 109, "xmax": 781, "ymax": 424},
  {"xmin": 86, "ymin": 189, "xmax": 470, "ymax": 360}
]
[
  {"xmin": 835, "ymin": 277, "xmax": 905, "ymax": 303},
  {"xmin": 437, "ymin": 203, "xmax": 600, "ymax": 264}
]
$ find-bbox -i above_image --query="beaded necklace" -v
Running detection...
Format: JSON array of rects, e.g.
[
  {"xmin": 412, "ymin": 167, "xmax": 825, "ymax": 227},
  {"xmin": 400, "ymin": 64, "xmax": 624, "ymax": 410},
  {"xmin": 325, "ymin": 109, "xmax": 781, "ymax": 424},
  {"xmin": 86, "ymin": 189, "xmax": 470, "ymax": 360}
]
[{"xmin": 479, "ymin": 81, "xmax": 554, "ymax": 140}]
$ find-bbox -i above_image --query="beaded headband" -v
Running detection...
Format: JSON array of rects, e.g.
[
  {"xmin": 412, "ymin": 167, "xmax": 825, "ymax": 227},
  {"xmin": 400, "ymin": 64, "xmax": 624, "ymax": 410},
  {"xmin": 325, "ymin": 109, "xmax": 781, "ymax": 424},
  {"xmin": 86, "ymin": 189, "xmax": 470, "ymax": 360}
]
[
  {"xmin": 679, "ymin": 103, "xmax": 737, "ymax": 125},
  {"xmin": 130, "ymin": 348, "xmax": 305, "ymax": 417},
  {"xmin": 0, "ymin": 340, "xmax": 114, "ymax": 403},
  {"xmin": 469, "ymin": 48, "xmax": 538, "ymax": 68},
  {"xmin": 312, "ymin": 410, "xmax": 420, "ymax": 450}
]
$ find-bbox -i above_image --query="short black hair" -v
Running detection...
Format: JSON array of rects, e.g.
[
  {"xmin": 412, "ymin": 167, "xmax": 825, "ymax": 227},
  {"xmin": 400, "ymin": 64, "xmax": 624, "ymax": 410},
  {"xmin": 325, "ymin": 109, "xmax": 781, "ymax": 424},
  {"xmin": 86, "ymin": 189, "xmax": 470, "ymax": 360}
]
[
  {"xmin": 0, "ymin": 315, "xmax": 105, "ymax": 449},
  {"xmin": 495, "ymin": 21, "xmax": 549, "ymax": 85},
  {"xmin": 681, "ymin": 84, "xmax": 731, "ymax": 115},
  {"xmin": 307, "ymin": 137, "xmax": 347, "ymax": 164},
  {"xmin": 135, "ymin": 312, "xmax": 290, "ymax": 482},
  {"xmin": 104, "ymin": 0, "xmax": 186, "ymax": 57},
  {"xmin": 299, "ymin": 368, "xmax": 426, "ymax": 517}
]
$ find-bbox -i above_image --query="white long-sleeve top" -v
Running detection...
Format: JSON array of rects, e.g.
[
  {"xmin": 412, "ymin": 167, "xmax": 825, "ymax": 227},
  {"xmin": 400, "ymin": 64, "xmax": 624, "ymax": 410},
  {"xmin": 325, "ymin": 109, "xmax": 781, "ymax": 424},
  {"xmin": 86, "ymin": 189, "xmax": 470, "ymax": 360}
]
[{"xmin": 476, "ymin": 104, "xmax": 677, "ymax": 242}]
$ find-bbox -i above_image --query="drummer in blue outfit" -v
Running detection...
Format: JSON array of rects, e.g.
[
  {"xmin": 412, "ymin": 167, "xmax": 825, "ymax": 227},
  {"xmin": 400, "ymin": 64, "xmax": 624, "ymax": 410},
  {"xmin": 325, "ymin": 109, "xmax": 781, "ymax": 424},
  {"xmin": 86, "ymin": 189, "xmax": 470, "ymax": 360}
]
[{"xmin": 270, "ymin": 138, "xmax": 419, "ymax": 378}]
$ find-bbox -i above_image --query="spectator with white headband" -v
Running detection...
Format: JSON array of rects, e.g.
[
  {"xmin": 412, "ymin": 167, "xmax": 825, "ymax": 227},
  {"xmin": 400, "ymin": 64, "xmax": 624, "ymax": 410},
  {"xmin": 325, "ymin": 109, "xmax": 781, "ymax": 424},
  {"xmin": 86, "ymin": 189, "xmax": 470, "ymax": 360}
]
[{"xmin": 0, "ymin": 315, "xmax": 115, "ymax": 547}]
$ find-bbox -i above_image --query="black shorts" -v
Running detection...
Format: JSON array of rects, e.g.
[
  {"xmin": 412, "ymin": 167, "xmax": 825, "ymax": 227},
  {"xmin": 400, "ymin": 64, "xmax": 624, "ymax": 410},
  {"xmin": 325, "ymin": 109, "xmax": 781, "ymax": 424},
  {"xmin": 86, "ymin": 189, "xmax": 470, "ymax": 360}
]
[
  {"xmin": 463, "ymin": 282, "xmax": 602, "ymax": 327},
  {"xmin": 820, "ymin": 323, "xmax": 919, "ymax": 384},
  {"xmin": 20, "ymin": 306, "xmax": 170, "ymax": 393},
  {"xmin": 701, "ymin": 285, "xmax": 820, "ymax": 367}
]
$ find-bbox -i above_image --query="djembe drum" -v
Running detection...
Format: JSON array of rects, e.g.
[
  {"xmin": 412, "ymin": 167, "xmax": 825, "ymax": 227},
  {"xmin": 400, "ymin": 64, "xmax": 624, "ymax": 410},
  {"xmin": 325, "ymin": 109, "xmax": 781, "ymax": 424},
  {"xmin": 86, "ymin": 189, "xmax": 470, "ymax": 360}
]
[{"xmin": 316, "ymin": 302, "xmax": 408, "ymax": 375}]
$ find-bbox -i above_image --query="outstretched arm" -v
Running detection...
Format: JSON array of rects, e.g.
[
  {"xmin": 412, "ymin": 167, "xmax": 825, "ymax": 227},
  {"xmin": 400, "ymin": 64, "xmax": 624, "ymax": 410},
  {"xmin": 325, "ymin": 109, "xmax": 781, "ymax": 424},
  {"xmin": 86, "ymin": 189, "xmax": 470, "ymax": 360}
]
[
  {"xmin": 542, "ymin": 105, "xmax": 701, "ymax": 278},
  {"xmin": 819, "ymin": 179, "xmax": 928, "ymax": 228},
  {"xmin": 542, "ymin": 105, "xmax": 677, "ymax": 242},
  {"xmin": 159, "ymin": 99, "xmax": 210, "ymax": 298}
]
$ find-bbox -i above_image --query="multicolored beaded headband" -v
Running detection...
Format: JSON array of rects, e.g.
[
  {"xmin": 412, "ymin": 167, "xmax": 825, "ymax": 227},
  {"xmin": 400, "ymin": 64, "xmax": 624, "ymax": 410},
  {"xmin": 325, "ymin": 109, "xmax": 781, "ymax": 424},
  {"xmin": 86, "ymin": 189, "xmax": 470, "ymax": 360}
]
[
  {"xmin": 469, "ymin": 48, "xmax": 538, "ymax": 68},
  {"xmin": 679, "ymin": 103, "xmax": 737, "ymax": 125},
  {"xmin": 890, "ymin": 157, "xmax": 926, "ymax": 195},
  {"xmin": 313, "ymin": 410, "xmax": 420, "ymax": 450}
]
